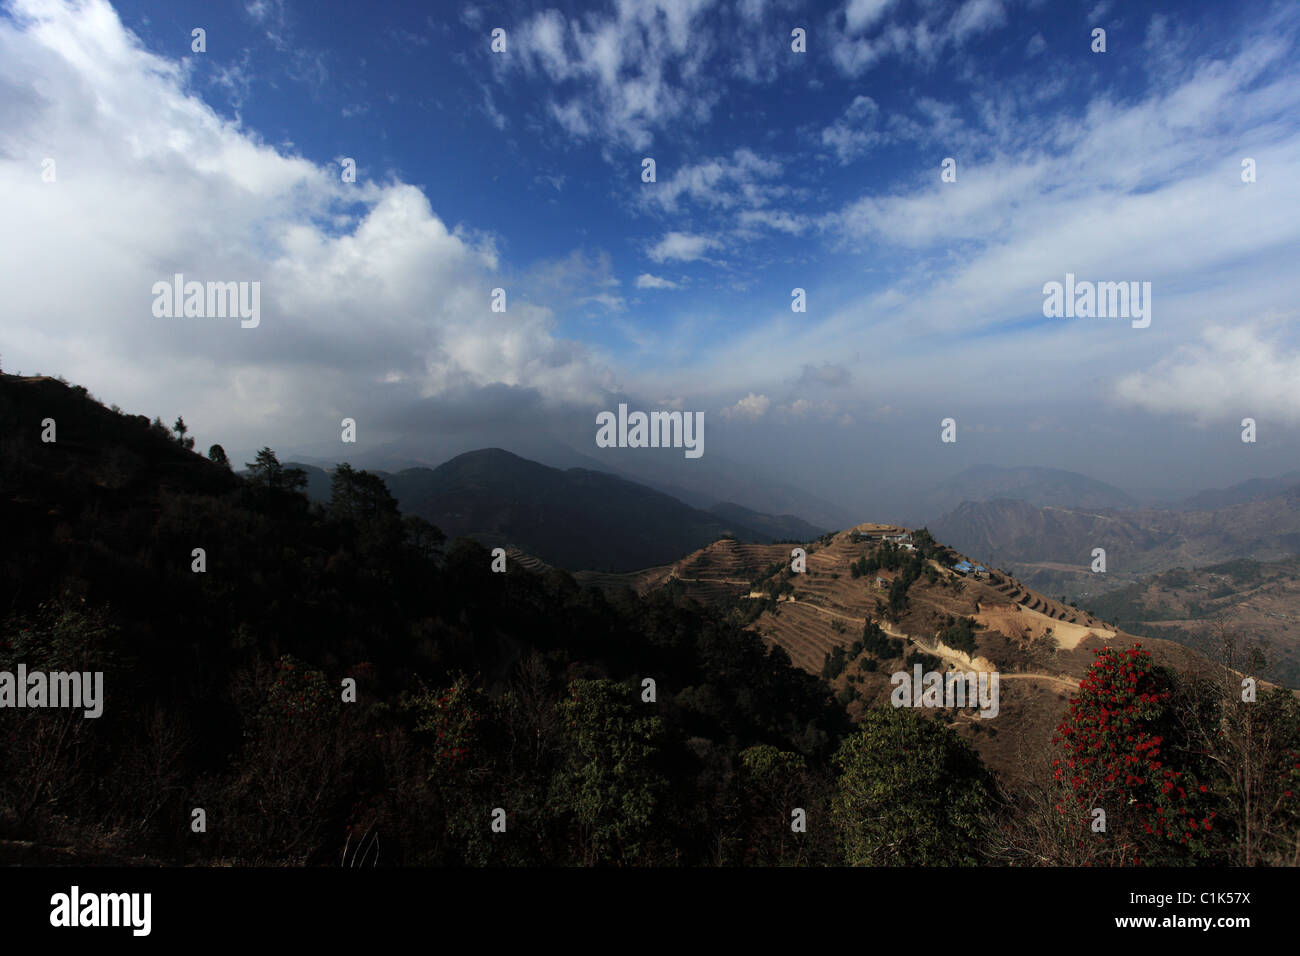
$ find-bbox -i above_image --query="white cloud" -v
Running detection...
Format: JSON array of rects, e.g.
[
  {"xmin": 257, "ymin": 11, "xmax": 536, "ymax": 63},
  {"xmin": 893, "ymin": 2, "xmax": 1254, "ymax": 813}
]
[
  {"xmin": 643, "ymin": 147, "xmax": 783, "ymax": 212},
  {"xmin": 636, "ymin": 273, "xmax": 679, "ymax": 289},
  {"xmin": 0, "ymin": 0, "xmax": 609, "ymax": 456},
  {"xmin": 722, "ymin": 392, "xmax": 770, "ymax": 420},
  {"xmin": 210, "ymin": 49, "xmax": 254, "ymax": 109},
  {"xmin": 736, "ymin": 209, "xmax": 810, "ymax": 235},
  {"xmin": 667, "ymin": 8, "xmax": 1300, "ymax": 413},
  {"xmin": 243, "ymin": 0, "xmax": 290, "ymax": 51},
  {"xmin": 950, "ymin": 0, "xmax": 1005, "ymax": 43},
  {"xmin": 521, "ymin": 248, "xmax": 625, "ymax": 315},
  {"xmin": 548, "ymin": 99, "xmax": 592, "ymax": 138},
  {"xmin": 1114, "ymin": 323, "xmax": 1300, "ymax": 426},
  {"xmin": 845, "ymin": 0, "xmax": 896, "ymax": 34},
  {"xmin": 647, "ymin": 231, "xmax": 719, "ymax": 263},
  {"xmin": 495, "ymin": 1, "xmax": 813, "ymax": 151},
  {"xmin": 820, "ymin": 94, "xmax": 882, "ymax": 163},
  {"xmin": 830, "ymin": 0, "xmax": 1013, "ymax": 77},
  {"xmin": 825, "ymin": 25, "xmax": 1300, "ymax": 261},
  {"xmin": 577, "ymin": 294, "xmax": 625, "ymax": 311},
  {"xmin": 460, "ymin": 5, "xmax": 484, "ymax": 30},
  {"xmin": 481, "ymin": 85, "xmax": 506, "ymax": 130},
  {"xmin": 504, "ymin": 1, "xmax": 720, "ymax": 151},
  {"xmin": 1089, "ymin": 1, "xmax": 1114, "ymax": 21},
  {"xmin": 640, "ymin": 147, "xmax": 804, "ymax": 245}
]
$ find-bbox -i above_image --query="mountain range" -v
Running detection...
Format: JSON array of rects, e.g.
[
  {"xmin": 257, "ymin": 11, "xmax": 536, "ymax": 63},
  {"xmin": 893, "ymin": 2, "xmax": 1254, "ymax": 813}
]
[
  {"xmin": 929, "ymin": 488, "xmax": 1300, "ymax": 599},
  {"xmin": 283, "ymin": 449, "xmax": 824, "ymax": 572},
  {"xmin": 284, "ymin": 434, "xmax": 855, "ymax": 533},
  {"xmin": 910, "ymin": 464, "xmax": 1139, "ymax": 523}
]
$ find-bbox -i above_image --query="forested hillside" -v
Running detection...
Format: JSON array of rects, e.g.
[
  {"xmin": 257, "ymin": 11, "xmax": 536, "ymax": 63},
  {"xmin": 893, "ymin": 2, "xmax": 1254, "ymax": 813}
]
[{"xmin": 1, "ymin": 374, "xmax": 1296, "ymax": 866}]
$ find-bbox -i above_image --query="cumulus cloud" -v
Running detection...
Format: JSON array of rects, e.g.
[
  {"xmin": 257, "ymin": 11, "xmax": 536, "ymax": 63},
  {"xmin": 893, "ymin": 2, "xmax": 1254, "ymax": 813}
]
[
  {"xmin": 721, "ymin": 392, "xmax": 770, "ymax": 420},
  {"xmin": 0, "ymin": 0, "xmax": 608, "ymax": 458},
  {"xmin": 1114, "ymin": 324, "xmax": 1300, "ymax": 426}
]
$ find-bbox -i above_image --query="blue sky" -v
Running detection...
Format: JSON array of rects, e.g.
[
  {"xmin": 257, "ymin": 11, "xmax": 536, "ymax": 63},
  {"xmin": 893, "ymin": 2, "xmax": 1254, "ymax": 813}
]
[
  {"xmin": 104, "ymin": 0, "xmax": 1255, "ymax": 357},
  {"xmin": 3, "ymin": 0, "xmax": 1299, "ymax": 520}
]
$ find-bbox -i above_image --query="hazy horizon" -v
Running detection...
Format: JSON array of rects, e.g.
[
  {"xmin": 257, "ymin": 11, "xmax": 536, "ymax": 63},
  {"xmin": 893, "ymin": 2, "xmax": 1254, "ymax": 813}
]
[{"xmin": 4, "ymin": 0, "xmax": 1299, "ymax": 526}]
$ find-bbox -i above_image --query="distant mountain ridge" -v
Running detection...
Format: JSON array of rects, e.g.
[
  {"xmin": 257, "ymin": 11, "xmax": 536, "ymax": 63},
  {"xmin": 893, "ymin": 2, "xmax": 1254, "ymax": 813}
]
[
  {"xmin": 1169, "ymin": 472, "xmax": 1300, "ymax": 511},
  {"xmin": 281, "ymin": 433, "xmax": 855, "ymax": 533},
  {"xmin": 913, "ymin": 464, "xmax": 1138, "ymax": 525},
  {"xmin": 930, "ymin": 489, "xmax": 1300, "ymax": 599},
  {"xmin": 707, "ymin": 501, "xmax": 824, "ymax": 542},
  {"xmin": 285, "ymin": 449, "xmax": 826, "ymax": 572}
]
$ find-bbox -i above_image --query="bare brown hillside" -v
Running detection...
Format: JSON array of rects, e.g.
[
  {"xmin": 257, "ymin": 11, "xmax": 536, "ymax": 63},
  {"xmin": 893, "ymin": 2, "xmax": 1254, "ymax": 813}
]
[{"xmin": 538, "ymin": 524, "xmax": 1235, "ymax": 785}]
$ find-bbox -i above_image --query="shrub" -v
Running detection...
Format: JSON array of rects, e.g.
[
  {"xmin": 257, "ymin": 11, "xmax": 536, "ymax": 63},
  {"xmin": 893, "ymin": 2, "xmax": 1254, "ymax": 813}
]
[
  {"xmin": 833, "ymin": 707, "xmax": 993, "ymax": 865},
  {"xmin": 1052, "ymin": 645, "xmax": 1216, "ymax": 865}
]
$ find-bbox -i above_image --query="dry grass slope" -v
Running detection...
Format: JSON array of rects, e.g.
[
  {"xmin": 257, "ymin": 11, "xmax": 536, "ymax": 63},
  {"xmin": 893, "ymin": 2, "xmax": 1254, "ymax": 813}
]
[{"xmin": 533, "ymin": 523, "xmax": 1243, "ymax": 785}]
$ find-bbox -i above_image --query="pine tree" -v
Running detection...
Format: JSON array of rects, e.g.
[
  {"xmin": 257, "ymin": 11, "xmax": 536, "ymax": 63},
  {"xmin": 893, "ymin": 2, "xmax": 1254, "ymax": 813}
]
[
  {"xmin": 245, "ymin": 447, "xmax": 306, "ymax": 494},
  {"xmin": 172, "ymin": 416, "xmax": 195, "ymax": 450}
]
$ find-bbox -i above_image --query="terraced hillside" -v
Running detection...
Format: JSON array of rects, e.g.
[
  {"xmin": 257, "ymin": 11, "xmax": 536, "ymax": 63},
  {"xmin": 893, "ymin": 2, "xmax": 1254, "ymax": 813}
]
[
  {"xmin": 748, "ymin": 527, "xmax": 1221, "ymax": 781},
  {"xmin": 538, "ymin": 523, "xmax": 1232, "ymax": 784},
  {"xmin": 570, "ymin": 537, "xmax": 797, "ymax": 597}
]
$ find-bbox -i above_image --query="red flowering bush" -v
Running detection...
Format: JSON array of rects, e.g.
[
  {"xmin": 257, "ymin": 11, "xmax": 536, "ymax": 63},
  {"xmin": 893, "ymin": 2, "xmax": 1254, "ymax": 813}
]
[
  {"xmin": 1052, "ymin": 644, "xmax": 1216, "ymax": 864},
  {"xmin": 265, "ymin": 654, "xmax": 336, "ymax": 728},
  {"xmin": 412, "ymin": 674, "xmax": 490, "ymax": 778},
  {"xmin": 409, "ymin": 674, "xmax": 509, "ymax": 864}
]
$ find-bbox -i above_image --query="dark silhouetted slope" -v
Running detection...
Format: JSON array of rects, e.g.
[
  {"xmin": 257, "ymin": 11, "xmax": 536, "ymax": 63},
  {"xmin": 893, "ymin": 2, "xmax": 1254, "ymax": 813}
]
[{"xmin": 369, "ymin": 448, "xmax": 798, "ymax": 572}]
